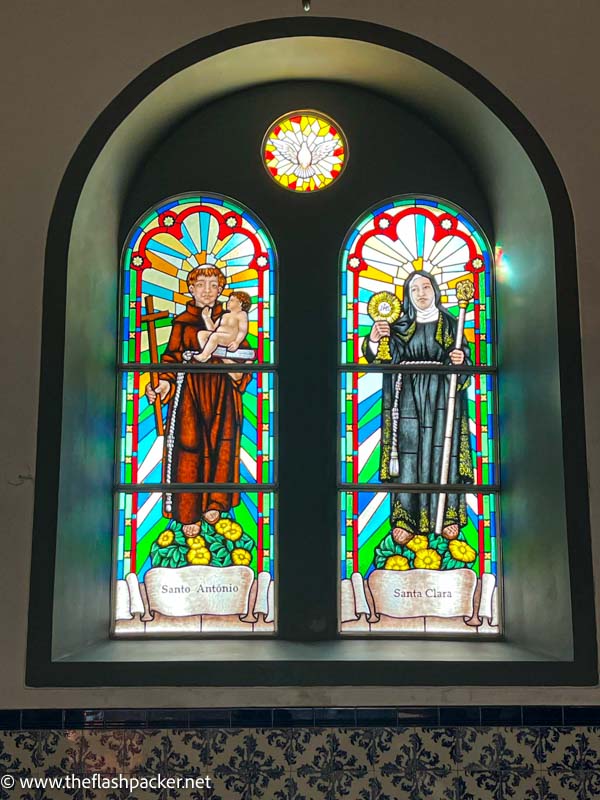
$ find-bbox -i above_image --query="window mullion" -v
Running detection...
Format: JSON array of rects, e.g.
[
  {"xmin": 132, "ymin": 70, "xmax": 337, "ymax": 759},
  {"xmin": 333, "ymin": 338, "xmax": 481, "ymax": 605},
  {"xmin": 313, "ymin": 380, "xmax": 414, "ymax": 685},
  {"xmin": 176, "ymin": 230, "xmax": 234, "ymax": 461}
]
[{"xmin": 277, "ymin": 236, "xmax": 339, "ymax": 642}]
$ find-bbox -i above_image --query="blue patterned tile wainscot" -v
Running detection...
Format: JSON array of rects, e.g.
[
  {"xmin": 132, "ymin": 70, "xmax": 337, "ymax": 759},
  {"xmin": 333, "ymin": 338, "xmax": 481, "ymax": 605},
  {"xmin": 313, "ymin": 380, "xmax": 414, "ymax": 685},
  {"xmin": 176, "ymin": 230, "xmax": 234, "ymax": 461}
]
[
  {"xmin": 522, "ymin": 706, "xmax": 564, "ymax": 726},
  {"xmin": 102, "ymin": 708, "xmax": 148, "ymax": 728},
  {"xmin": 296, "ymin": 730, "xmax": 368, "ymax": 796},
  {"xmin": 5, "ymin": 707, "xmax": 600, "ymax": 729},
  {"xmin": 273, "ymin": 707, "xmax": 315, "ymax": 727},
  {"xmin": 481, "ymin": 705, "xmax": 523, "ymax": 725},
  {"xmin": 0, "ymin": 710, "xmax": 20, "ymax": 730},
  {"xmin": 0, "ymin": 726, "xmax": 599, "ymax": 800},
  {"xmin": 231, "ymin": 708, "xmax": 273, "ymax": 727},
  {"xmin": 64, "ymin": 709, "xmax": 105, "ymax": 728},
  {"xmin": 439, "ymin": 706, "xmax": 481, "ymax": 726},
  {"xmin": 563, "ymin": 706, "xmax": 600, "ymax": 725},
  {"xmin": 356, "ymin": 707, "xmax": 397, "ymax": 727},
  {"xmin": 20, "ymin": 709, "xmax": 63, "ymax": 729},
  {"xmin": 314, "ymin": 708, "xmax": 357, "ymax": 726},
  {"xmin": 189, "ymin": 708, "xmax": 232, "ymax": 727},
  {"xmin": 397, "ymin": 706, "xmax": 440, "ymax": 726},
  {"xmin": 147, "ymin": 708, "xmax": 190, "ymax": 728}
]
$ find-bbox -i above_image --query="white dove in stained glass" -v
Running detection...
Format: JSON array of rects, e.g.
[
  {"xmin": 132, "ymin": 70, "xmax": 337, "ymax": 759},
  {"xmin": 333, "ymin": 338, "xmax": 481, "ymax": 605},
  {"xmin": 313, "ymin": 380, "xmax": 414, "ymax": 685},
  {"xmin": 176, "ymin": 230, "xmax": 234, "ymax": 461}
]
[{"xmin": 273, "ymin": 137, "xmax": 338, "ymax": 179}]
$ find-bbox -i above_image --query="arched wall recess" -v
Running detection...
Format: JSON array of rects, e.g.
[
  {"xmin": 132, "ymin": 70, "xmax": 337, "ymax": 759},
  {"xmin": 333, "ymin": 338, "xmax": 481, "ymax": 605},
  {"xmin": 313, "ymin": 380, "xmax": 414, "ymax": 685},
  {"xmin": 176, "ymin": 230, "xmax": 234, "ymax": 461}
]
[{"xmin": 29, "ymin": 18, "xmax": 595, "ymax": 686}]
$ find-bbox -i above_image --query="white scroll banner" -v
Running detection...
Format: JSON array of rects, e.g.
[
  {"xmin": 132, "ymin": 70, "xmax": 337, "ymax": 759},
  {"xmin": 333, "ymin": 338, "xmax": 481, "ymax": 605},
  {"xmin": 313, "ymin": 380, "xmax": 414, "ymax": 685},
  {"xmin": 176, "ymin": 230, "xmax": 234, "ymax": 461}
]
[
  {"xmin": 478, "ymin": 572, "xmax": 497, "ymax": 622},
  {"xmin": 340, "ymin": 574, "xmax": 372, "ymax": 622},
  {"xmin": 115, "ymin": 580, "xmax": 133, "ymax": 620},
  {"xmin": 253, "ymin": 571, "xmax": 273, "ymax": 621},
  {"xmin": 126, "ymin": 572, "xmax": 146, "ymax": 616},
  {"xmin": 144, "ymin": 566, "xmax": 255, "ymax": 618},
  {"xmin": 368, "ymin": 568, "xmax": 479, "ymax": 620}
]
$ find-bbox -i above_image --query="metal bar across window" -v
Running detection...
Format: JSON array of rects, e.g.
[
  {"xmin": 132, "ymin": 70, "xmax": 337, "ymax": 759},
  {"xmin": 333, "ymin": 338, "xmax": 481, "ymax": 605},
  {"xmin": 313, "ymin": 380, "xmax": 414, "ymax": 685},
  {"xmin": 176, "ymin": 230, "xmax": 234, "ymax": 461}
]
[
  {"xmin": 339, "ymin": 363, "xmax": 497, "ymax": 374},
  {"xmin": 118, "ymin": 362, "xmax": 275, "ymax": 373},
  {"xmin": 116, "ymin": 483, "xmax": 494, "ymax": 494},
  {"xmin": 338, "ymin": 483, "xmax": 500, "ymax": 493},
  {"xmin": 115, "ymin": 483, "xmax": 277, "ymax": 493}
]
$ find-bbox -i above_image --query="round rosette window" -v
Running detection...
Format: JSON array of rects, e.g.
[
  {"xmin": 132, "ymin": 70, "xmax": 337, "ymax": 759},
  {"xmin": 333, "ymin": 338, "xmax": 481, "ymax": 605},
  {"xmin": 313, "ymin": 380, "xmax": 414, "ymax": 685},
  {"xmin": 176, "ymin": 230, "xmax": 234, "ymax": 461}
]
[{"xmin": 262, "ymin": 111, "xmax": 347, "ymax": 192}]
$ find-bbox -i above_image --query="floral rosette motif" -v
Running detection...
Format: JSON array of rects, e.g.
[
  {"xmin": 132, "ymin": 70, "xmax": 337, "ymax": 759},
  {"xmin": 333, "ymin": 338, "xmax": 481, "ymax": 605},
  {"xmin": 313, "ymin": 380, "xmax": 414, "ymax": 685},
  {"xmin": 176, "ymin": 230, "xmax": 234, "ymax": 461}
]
[
  {"xmin": 448, "ymin": 539, "xmax": 477, "ymax": 563},
  {"xmin": 214, "ymin": 519, "xmax": 243, "ymax": 541},
  {"xmin": 405, "ymin": 535, "xmax": 429, "ymax": 553},
  {"xmin": 232, "ymin": 548, "xmax": 252, "ymax": 566},
  {"xmin": 413, "ymin": 548, "xmax": 442, "ymax": 570},
  {"xmin": 384, "ymin": 554, "xmax": 410, "ymax": 571}
]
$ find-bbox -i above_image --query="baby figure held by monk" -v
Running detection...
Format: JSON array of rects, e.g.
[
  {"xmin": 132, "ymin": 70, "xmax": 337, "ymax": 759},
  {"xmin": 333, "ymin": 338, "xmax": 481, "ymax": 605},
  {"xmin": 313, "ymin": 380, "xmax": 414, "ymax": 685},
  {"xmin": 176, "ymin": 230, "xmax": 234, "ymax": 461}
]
[{"xmin": 194, "ymin": 291, "xmax": 251, "ymax": 362}]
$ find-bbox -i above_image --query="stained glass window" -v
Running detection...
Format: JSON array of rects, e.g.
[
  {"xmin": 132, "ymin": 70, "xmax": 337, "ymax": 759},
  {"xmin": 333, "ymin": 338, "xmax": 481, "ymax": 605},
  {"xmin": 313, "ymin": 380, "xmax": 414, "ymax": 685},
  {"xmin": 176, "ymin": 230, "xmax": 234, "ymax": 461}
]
[
  {"xmin": 114, "ymin": 194, "xmax": 277, "ymax": 635},
  {"xmin": 262, "ymin": 111, "xmax": 347, "ymax": 192},
  {"xmin": 339, "ymin": 196, "xmax": 499, "ymax": 635}
]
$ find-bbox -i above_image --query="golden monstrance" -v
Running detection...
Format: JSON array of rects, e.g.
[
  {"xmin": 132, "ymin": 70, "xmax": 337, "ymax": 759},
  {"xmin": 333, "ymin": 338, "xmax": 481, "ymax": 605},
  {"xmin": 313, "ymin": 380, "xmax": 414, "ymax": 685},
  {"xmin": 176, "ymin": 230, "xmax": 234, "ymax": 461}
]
[{"xmin": 367, "ymin": 291, "xmax": 402, "ymax": 361}]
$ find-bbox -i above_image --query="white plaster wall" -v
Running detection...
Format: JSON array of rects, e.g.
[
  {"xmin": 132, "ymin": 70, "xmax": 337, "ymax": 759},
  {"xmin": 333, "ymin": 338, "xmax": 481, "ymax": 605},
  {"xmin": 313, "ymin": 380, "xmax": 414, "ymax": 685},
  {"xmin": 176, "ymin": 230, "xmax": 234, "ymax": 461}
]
[{"xmin": 1, "ymin": 0, "xmax": 598, "ymax": 706}]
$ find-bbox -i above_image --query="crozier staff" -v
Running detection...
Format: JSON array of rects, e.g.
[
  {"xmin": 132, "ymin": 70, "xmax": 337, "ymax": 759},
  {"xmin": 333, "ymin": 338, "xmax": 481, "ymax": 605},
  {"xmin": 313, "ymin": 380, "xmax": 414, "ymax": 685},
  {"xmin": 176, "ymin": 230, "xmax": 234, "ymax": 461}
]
[
  {"xmin": 365, "ymin": 271, "xmax": 474, "ymax": 544},
  {"xmin": 145, "ymin": 266, "xmax": 251, "ymax": 537}
]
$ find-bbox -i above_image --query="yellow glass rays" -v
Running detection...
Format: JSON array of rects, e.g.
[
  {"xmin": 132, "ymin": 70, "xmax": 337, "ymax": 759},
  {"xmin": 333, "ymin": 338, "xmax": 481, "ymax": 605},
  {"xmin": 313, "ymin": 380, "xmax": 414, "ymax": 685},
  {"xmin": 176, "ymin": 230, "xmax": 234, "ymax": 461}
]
[{"xmin": 262, "ymin": 111, "xmax": 348, "ymax": 193}]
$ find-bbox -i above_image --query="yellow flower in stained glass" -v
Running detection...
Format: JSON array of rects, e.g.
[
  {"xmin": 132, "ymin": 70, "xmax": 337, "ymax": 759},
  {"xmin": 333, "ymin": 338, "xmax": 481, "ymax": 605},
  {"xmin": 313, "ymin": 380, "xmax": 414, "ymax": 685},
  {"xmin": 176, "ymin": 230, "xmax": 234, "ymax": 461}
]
[
  {"xmin": 262, "ymin": 111, "xmax": 347, "ymax": 193},
  {"xmin": 226, "ymin": 523, "xmax": 242, "ymax": 542},
  {"xmin": 384, "ymin": 555, "xmax": 410, "ymax": 571},
  {"xmin": 406, "ymin": 535, "xmax": 429, "ymax": 553},
  {"xmin": 449, "ymin": 540, "xmax": 477, "ymax": 563},
  {"xmin": 215, "ymin": 519, "xmax": 243, "ymax": 541},
  {"xmin": 215, "ymin": 519, "xmax": 232, "ymax": 535},
  {"xmin": 157, "ymin": 531, "xmax": 174, "ymax": 548},
  {"xmin": 187, "ymin": 547, "xmax": 211, "ymax": 566},
  {"xmin": 232, "ymin": 548, "xmax": 252, "ymax": 566},
  {"xmin": 188, "ymin": 535, "xmax": 206, "ymax": 550},
  {"xmin": 414, "ymin": 549, "xmax": 442, "ymax": 570}
]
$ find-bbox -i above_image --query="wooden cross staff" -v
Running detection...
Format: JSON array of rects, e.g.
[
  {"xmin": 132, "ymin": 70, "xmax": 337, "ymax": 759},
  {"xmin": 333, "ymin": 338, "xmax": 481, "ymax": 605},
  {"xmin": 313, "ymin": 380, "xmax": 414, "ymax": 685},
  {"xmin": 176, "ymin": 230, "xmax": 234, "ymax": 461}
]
[{"xmin": 141, "ymin": 296, "xmax": 170, "ymax": 436}]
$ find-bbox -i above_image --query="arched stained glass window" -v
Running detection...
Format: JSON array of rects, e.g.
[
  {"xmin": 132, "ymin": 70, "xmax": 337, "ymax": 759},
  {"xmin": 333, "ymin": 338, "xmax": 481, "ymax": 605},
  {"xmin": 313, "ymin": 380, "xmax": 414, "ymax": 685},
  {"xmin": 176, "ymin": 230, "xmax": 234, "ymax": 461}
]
[
  {"xmin": 339, "ymin": 196, "xmax": 499, "ymax": 635},
  {"xmin": 27, "ymin": 23, "xmax": 595, "ymax": 688},
  {"xmin": 114, "ymin": 193, "xmax": 277, "ymax": 635}
]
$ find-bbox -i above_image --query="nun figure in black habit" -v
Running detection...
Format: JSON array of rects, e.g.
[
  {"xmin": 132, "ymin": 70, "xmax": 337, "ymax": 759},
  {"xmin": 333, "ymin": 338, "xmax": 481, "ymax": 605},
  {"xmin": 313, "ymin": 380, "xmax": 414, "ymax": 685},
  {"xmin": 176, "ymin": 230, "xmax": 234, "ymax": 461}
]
[{"xmin": 365, "ymin": 270, "xmax": 474, "ymax": 545}]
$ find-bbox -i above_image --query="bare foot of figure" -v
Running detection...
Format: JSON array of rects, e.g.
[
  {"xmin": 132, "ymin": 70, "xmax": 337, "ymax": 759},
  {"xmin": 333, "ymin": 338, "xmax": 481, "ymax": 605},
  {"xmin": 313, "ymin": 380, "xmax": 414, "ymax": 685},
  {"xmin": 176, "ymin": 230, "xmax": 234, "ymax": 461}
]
[
  {"xmin": 203, "ymin": 509, "xmax": 220, "ymax": 525},
  {"xmin": 183, "ymin": 523, "xmax": 201, "ymax": 538},
  {"xmin": 392, "ymin": 527, "xmax": 414, "ymax": 546},
  {"xmin": 442, "ymin": 524, "xmax": 459, "ymax": 540}
]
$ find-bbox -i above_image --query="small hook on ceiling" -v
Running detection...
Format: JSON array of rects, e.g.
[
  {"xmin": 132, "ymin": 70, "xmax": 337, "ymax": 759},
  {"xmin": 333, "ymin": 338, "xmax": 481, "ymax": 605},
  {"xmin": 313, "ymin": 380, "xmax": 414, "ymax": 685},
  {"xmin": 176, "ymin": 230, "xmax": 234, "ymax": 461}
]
[{"xmin": 303, "ymin": 0, "xmax": 311, "ymax": 12}]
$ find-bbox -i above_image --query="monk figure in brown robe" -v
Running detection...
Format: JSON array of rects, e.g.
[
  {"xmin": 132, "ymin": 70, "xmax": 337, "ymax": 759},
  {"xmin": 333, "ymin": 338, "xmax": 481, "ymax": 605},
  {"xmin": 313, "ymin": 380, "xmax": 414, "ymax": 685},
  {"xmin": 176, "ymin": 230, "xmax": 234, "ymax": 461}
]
[{"xmin": 145, "ymin": 266, "xmax": 251, "ymax": 538}]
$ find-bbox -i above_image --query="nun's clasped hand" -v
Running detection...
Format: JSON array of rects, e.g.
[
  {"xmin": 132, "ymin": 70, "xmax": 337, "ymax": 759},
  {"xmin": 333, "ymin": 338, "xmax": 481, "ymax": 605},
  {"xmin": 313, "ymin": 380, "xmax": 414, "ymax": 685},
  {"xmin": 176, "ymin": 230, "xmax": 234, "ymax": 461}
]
[{"xmin": 369, "ymin": 320, "xmax": 391, "ymax": 341}]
